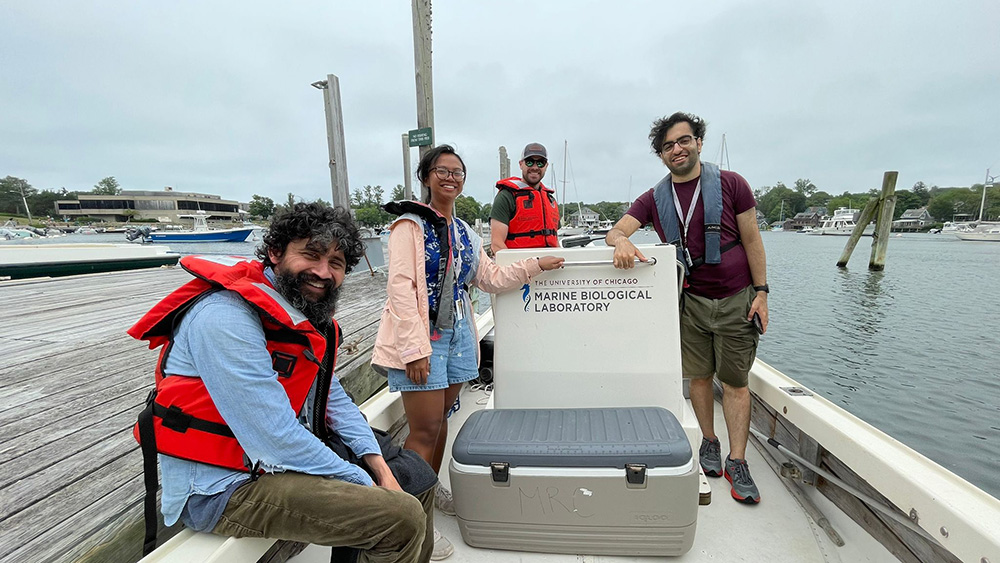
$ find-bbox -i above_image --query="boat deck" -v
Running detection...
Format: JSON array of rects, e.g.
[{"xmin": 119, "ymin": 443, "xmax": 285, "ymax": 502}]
[
  {"xmin": 0, "ymin": 264, "xmax": 390, "ymax": 563},
  {"xmin": 290, "ymin": 384, "xmax": 896, "ymax": 563}
]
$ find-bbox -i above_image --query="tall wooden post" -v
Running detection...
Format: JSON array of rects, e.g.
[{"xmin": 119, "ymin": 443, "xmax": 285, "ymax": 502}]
[
  {"xmin": 869, "ymin": 171, "xmax": 898, "ymax": 271},
  {"xmin": 836, "ymin": 198, "xmax": 880, "ymax": 268},
  {"xmin": 499, "ymin": 146, "xmax": 510, "ymax": 179},
  {"xmin": 313, "ymin": 74, "xmax": 350, "ymax": 211},
  {"xmin": 401, "ymin": 133, "xmax": 413, "ymax": 200},
  {"xmin": 412, "ymin": 0, "xmax": 434, "ymax": 203}
]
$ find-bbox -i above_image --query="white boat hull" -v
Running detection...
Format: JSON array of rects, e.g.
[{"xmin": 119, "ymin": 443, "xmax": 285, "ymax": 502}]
[{"xmin": 137, "ymin": 245, "xmax": 1000, "ymax": 563}]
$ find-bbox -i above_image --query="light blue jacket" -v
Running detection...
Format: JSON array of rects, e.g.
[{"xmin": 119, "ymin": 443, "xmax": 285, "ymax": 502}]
[{"xmin": 158, "ymin": 267, "xmax": 380, "ymax": 529}]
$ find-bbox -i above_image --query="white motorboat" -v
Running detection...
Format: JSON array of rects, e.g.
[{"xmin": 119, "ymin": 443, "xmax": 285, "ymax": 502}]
[
  {"xmin": 810, "ymin": 208, "xmax": 875, "ymax": 236},
  {"xmin": 142, "ymin": 211, "xmax": 255, "ymax": 243},
  {"xmin": 941, "ymin": 221, "xmax": 972, "ymax": 233},
  {"xmin": 0, "ymin": 243, "xmax": 180, "ymax": 279},
  {"xmin": 139, "ymin": 244, "xmax": 1000, "ymax": 563},
  {"xmin": 556, "ymin": 226, "xmax": 586, "ymax": 237}
]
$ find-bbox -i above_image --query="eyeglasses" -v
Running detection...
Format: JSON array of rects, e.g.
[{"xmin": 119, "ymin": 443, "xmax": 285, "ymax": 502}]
[
  {"xmin": 661, "ymin": 135, "xmax": 697, "ymax": 153},
  {"xmin": 524, "ymin": 158, "xmax": 547, "ymax": 167},
  {"xmin": 431, "ymin": 167, "xmax": 466, "ymax": 180}
]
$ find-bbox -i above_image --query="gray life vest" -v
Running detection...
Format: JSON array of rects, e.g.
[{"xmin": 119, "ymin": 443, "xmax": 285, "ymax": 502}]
[{"xmin": 653, "ymin": 162, "xmax": 725, "ymax": 272}]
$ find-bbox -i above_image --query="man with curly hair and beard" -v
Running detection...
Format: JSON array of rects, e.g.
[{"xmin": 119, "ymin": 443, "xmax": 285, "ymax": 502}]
[{"xmin": 130, "ymin": 203, "xmax": 438, "ymax": 563}]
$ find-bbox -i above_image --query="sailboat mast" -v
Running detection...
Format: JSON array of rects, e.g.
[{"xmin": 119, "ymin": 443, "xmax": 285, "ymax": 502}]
[
  {"xmin": 561, "ymin": 140, "xmax": 568, "ymax": 228},
  {"xmin": 978, "ymin": 168, "xmax": 990, "ymax": 222},
  {"xmin": 717, "ymin": 133, "xmax": 730, "ymax": 170}
]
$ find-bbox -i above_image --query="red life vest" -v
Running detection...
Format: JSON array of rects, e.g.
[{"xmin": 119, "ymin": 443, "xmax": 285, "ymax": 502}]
[
  {"xmin": 496, "ymin": 177, "xmax": 559, "ymax": 248},
  {"xmin": 128, "ymin": 255, "xmax": 337, "ymax": 472}
]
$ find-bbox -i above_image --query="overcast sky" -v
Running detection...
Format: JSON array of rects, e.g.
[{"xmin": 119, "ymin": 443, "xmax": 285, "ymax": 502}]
[{"xmin": 2, "ymin": 1, "xmax": 998, "ymax": 208}]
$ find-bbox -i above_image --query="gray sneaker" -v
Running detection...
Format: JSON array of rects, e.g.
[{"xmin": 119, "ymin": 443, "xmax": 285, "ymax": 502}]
[
  {"xmin": 699, "ymin": 437, "xmax": 722, "ymax": 477},
  {"xmin": 431, "ymin": 527, "xmax": 454, "ymax": 560},
  {"xmin": 435, "ymin": 483, "xmax": 456, "ymax": 516},
  {"xmin": 724, "ymin": 456, "xmax": 761, "ymax": 504}
]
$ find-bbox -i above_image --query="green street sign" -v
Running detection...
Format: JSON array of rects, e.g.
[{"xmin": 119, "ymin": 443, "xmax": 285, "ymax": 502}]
[{"xmin": 408, "ymin": 127, "xmax": 433, "ymax": 147}]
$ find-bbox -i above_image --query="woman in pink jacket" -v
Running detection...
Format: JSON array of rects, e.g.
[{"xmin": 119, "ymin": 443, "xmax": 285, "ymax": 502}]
[{"xmin": 373, "ymin": 145, "xmax": 562, "ymax": 557}]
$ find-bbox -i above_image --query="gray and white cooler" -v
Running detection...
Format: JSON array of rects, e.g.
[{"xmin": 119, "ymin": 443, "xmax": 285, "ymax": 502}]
[
  {"xmin": 449, "ymin": 244, "xmax": 701, "ymax": 556},
  {"xmin": 450, "ymin": 406, "xmax": 698, "ymax": 556}
]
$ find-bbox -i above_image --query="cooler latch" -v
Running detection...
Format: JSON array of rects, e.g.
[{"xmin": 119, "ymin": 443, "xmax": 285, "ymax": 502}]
[
  {"xmin": 626, "ymin": 463, "xmax": 647, "ymax": 486},
  {"xmin": 490, "ymin": 462, "xmax": 510, "ymax": 483}
]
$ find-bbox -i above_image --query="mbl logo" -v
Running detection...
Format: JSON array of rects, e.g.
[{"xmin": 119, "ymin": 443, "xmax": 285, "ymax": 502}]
[{"xmin": 521, "ymin": 283, "xmax": 531, "ymax": 312}]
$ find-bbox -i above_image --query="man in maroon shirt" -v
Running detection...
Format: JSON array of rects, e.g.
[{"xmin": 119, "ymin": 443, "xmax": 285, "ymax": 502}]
[{"xmin": 606, "ymin": 112, "xmax": 768, "ymax": 504}]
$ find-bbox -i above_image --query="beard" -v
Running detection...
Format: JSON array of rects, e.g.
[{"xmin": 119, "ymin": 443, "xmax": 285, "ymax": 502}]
[
  {"xmin": 666, "ymin": 155, "xmax": 697, "ymax": 177},
  {"xmin": 273, "ymin": 270, "xmax": 341, "ymax": 328}
]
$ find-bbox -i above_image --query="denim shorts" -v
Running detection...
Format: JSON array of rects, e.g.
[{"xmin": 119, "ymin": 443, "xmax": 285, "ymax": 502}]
[{"xmin": 387, "ymin": 318, "xmax": 479, "ymax": 392}]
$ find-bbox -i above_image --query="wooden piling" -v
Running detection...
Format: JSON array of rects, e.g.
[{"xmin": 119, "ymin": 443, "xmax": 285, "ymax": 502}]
[
  {"xmin": 836, "ymin": 171, "xmax": 898, "ymax": 269},
  {"xmin": 836, "ymin": 197, "xmax": 880, "ymax": 268},
  {"xmin": 499, "ymin": 146, "xmax": 511, "ymax": 179},
  {"xmin": 869, "ymin": 171, "xmax": 898, "ymax": 271},
  {"xmin": 401, "ymin": 133, "xmax": 413, "ymax": 200},
  {"xmin": 411, "ymin": 0, "xmax": 435, "ymax": 202}
]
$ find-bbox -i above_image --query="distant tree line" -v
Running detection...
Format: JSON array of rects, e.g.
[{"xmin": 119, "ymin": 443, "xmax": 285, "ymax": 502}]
[
  {"xmin": 8, "ymin": 172, "xmax": 993, "ymax": 229},
  {"xmin": 754, "ymin": 179, "xmax": 999, "ymax": 224}
]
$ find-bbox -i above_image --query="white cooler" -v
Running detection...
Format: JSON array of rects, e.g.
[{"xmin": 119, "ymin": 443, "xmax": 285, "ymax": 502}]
[{"xmin": 449, "ymin": 406, "xmax": 698, "ymax": 556}]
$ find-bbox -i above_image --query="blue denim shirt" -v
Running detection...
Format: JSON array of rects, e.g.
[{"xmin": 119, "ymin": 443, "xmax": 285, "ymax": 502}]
[{"xmin": 158, "ymin": 267, "xmax": 379, "ymax": 529}]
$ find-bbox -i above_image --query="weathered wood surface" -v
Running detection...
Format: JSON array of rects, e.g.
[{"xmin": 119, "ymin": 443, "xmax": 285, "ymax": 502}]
[
  {"xmin": 0, "ymin": 264, "xmax": 390, "ymax": 563},
  {"xmin": 749, "ymin": 392, "xmax": 960, "ymax": 563}
]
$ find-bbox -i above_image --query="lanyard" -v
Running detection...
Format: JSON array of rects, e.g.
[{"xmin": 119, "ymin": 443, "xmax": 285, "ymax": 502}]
[
  {"xmin": 450, "ymin": 220, "xmax": 465, "ymax": 319},
  {"xmin": 671, "ymin": 178, "xmax": 701, "ymax": 246}
]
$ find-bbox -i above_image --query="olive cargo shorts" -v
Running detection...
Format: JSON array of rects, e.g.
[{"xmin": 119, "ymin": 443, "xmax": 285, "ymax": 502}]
[{"xmin": 680, "ymin": 285, "xmax": 760, "ymax": 388}]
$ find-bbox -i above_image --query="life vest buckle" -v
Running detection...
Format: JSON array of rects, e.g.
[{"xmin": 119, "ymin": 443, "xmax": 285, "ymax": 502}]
[{"xmin": 160, "ymin": 405, "xmax": 193, "ymax": 433}]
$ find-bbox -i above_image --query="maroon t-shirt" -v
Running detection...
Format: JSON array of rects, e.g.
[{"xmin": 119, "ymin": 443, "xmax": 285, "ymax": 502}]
[{"xmin": 625, "ymin": 169, "xmax": 757, "ymax": 299}]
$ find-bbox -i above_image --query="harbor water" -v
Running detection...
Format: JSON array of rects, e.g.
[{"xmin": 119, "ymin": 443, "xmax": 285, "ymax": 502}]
[
  {"xmin": 27, "ymin": 230, "xmax": 1000, "ymax": 500},
  {"xmin": 757, "ymin": 231, "xmax": 1000, "ymax": 500}
]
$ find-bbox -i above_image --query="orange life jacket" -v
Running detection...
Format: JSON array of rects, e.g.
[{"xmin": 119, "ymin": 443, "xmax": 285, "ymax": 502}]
[
  {"xmin": 496, "ymin": 177, "xmax": 559, "ymax": 248},
  {"xmin": 128, "ymin": 255, "xmax": 337, "ymax": 472}
]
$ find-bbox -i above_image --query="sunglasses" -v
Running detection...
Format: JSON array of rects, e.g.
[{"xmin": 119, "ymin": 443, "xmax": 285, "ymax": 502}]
[{"xmin": 524, "ymin": 158, "xmax": 547, "ymax": 167}]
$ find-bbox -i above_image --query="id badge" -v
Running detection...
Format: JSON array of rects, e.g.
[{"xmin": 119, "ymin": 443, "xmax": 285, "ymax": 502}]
[{"xmin": 683, "ymin": 247, "xmax": 694, "ymax": 268}]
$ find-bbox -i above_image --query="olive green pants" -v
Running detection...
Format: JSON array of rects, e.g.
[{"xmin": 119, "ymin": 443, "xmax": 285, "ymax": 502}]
[{"xmin": 212, "ymin": 471, "xmax": 434, "ymax": 563}]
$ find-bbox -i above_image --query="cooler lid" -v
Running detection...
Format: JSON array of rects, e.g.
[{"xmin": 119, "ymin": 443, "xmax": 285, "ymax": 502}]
[{"xmin": 452, "ymin": 407, "xmax": 692, "ymax": 469}]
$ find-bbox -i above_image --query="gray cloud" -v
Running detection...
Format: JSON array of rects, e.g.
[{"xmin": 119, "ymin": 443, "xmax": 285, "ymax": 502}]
[{"xmin": 2, "ymin": 0, "xmax": 997, "ymax": 209}]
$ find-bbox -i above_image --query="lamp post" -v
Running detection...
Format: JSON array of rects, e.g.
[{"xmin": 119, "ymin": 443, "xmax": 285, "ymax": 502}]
[{"xmin": 311, "ymin": 75, "xmax": 350, "ymax": 211}]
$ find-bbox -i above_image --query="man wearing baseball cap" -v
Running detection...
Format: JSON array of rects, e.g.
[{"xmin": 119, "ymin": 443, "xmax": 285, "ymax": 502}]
[{"xmin": 490, "ymin": 142, "xmax": 560, "ymax": 253}]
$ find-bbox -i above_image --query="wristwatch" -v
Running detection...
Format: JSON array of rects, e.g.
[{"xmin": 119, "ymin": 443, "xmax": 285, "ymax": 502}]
[{"xmin": 753, "ymin": 284, "xmax": 769, "ymax": 294}]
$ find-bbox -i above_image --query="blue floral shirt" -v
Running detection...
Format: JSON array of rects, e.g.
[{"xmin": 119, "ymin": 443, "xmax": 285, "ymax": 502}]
[{"xmin": 424, "ymin": 219, "xmax": 475, "ymax": 320}]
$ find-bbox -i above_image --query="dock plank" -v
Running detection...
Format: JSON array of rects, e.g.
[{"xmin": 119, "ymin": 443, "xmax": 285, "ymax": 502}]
[{"xmin": 0, "ymin": 264, "xmax": 391, "ymax": 563}]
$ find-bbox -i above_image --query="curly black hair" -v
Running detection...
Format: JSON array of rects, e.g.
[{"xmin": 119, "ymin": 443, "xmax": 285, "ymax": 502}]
[
  {"xmin": 255, "ymin": 202, "xmax": 364, "ymax": 273},
  {"xmin": 649, "ymin": 112, "xmax": 707, "ymax": 156}
]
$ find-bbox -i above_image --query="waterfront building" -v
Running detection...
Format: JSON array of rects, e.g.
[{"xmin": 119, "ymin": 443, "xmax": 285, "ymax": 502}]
[
  {"xmin": 892, "ymin": 207, "xmax": 935, "ymax": 232},
  {"xmin": 789, "ymin": 210, "xmax": 822, "ymax": 231},
  {"xmin": 567, "ymin": 206, "xmax": 600, "ymax": 229},
  {"xmin": 54, "ymin": 187, "xmax": 247, "ymax": 224}
]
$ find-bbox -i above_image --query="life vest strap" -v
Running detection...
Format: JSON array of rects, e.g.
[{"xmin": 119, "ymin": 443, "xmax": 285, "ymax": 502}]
[
  {"xmin": 153, "ymin": 403, "xmax": 236, "ymax": 438},
  {"xmin": 507, "ymin": 228, "xmax": 558, "ymax": 239},
  {"xmin": 138, "ymin": 392, "xmax": 159, "ymax": 556},
  {"xmin": 689, "ymin": 239, "xmax": 741, "ymax": 271}
]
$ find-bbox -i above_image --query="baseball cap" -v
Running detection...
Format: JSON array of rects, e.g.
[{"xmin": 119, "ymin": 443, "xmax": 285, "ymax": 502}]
[{"xmin": 521, "ymin": 143, "xmax": 547, "ymax": 160}]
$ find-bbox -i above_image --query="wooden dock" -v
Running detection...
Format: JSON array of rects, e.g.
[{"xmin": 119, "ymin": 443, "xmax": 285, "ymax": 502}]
[{"xmin": 0, "ymin": 264, "xmax": 390, "ymax": 563}]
